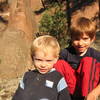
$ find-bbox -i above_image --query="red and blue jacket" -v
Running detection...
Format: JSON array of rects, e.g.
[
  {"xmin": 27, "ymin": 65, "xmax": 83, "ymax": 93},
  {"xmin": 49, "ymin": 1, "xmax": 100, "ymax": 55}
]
[{"xmin": 54, "ymin": 47, "xmax": 100, "ymax": 97}]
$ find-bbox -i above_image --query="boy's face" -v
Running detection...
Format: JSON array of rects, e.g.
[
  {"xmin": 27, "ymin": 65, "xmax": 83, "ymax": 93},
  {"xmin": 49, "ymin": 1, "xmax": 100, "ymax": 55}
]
[
  {"xmin": 72, "ymin": 33, "xmax": 95, "ymax": 56},
  {"xmin": 33, "ymin": 50, "xmax": 58, "ymax": 74}
]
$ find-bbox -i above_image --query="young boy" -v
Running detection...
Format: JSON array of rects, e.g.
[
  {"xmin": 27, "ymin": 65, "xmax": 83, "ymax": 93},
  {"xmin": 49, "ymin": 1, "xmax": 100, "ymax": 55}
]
[
  {"xmin": 12, "ymin": 35, "xmax": 71, "ymax": 100},
  {"xmin": 54, "ymin": 17, "xmax": 100, "ymax": 100}
]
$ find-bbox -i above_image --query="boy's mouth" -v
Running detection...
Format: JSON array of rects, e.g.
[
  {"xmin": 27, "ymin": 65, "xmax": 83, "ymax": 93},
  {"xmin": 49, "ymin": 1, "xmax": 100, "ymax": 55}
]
[
  {"xmin": 76, "ymin": 46, "xmax": 86, "ymax": 52},
  {"xmin": 39, "ymin": 68, "xmax": 47, "ymax": 72},
  {"xmin": 77, "ymin": 46, "xmax": 85, "ymax": 49}
]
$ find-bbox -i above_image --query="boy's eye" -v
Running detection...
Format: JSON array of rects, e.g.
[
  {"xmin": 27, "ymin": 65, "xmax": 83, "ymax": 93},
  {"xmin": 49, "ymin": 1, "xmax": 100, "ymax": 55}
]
[
  {"xmin": 34, "ymin": 58, "xmax": 42, "ymax": 61},
  {"xmin": 46, "ymin": 60, "xmax": 53, "ymax": 62},
  {"xmin": 34, "ymin": 58, "xmax": 54, "ymax": 62}
]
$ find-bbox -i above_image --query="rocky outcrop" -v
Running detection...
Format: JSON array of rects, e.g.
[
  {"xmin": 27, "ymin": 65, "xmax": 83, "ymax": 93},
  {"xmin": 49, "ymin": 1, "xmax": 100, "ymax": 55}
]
[
  {"xmin": 0, "ymin": 28, "xmax": 32, "ymax": 79},
  {"xmin": 0, "ymin": 0, "xmax": 39, "ymax": 79}
]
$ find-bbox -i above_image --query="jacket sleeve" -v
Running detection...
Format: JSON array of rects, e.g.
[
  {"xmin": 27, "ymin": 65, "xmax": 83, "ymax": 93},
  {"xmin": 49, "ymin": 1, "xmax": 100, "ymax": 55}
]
[
  {"xmin": 54, "ymin": 60, "xmax": 76, "ymax": 94},
  {"xmin": 12, "ymin": 84, "xmax": 24, "ymax": 100},
  {"xmin": 58, "ymin": 87, "xmax": 71, "ymax": 100},
  {"xmin": 57, "ymin": 77, "xmax": 71, "ymax": 100},
  {"xmin": 77, "ymin": 57, "xmax": 100, "ymax": 96},
  {"xmin": 12, "ymin": 74, "xmax": 26, "ymax": 100}
]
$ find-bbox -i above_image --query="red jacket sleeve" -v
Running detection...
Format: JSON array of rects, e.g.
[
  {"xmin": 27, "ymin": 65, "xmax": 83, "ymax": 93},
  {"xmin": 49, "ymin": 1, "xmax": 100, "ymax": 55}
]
[{"xmin": 54, "ymin": 60, "xmax": 76, "ymax": 94}]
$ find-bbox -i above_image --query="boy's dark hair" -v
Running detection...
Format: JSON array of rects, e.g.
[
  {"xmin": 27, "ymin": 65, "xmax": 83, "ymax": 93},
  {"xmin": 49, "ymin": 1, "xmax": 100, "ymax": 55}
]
[{"xmin": 70, "ymin": 17, "xmax": 96, "ymax": 40}]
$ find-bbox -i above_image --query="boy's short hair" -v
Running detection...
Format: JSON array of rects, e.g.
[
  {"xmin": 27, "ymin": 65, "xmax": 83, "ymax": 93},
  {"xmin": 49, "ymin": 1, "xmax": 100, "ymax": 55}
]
[
  {"xmin": 31, "ymin": 35, "xmax": 60, "ymax": 58},
  {"xmin": 70, "ymin": 17, "xmax": 96, "ymax": 39}
]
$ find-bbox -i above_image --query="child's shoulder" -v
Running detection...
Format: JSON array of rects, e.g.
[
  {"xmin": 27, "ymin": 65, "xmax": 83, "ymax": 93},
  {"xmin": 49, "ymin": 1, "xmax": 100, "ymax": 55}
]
[
  {"xmin": 46, "ymin": 69, "xmax": 65, "ymax": 86},
  {"xmin": 45, "ymin": 68, "xmax": 64, "ymax": 82},
  {"xmin": 89, "ymin": 47, "xmax": 100, "ymax": 53},
  {"xmin": 88, "ymin": 48, "xmax": 100, "ymax": 56},
  {"xmin": 49, "ymin": 68, "xmax": 63, "ymax": 77},
  {"xmin": 23, "ymin": 69, "xmax": 38, "ymax": 80},
  {"xmin": 86, "ymin": 48, "xmax": 100, "ymax": 61}
]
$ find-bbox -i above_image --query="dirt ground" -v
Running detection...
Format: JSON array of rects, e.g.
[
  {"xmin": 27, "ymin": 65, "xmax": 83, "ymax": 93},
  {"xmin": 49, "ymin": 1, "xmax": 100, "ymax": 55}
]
[{"xmin": 0, "ymin": 78, "xmax": 20, "ymax": 100}]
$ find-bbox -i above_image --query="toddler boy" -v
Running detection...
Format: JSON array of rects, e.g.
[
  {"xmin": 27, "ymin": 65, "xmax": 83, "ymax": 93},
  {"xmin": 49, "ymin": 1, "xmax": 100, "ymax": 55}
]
[{"xmin": 12, "ymin": 35, "xmax": 71, "ymax": 100}]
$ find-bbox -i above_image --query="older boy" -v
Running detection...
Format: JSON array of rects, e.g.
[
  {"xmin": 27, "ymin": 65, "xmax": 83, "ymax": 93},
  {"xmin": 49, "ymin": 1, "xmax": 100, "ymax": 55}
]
[
  {"xmin": 12, "ymin": 35, "xmax": 71, "ymax": 100},
  {"xmin": 55, "ymin": 17, "xmax": 100, "ymax": 100}
]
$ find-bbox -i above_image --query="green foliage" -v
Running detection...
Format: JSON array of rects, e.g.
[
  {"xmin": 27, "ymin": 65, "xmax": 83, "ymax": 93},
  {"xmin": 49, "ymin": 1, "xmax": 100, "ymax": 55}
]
[{"xmin": 39, "ymin": 6, "xmax": 69, "ymax": 48}]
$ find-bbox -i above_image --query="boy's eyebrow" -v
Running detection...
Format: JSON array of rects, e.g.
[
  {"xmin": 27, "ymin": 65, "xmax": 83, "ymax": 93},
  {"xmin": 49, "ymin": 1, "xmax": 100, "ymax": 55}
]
[
  {"xmin": 34, "ymin": 57, "xmax": 56, "ymax": 61},
  {"xmin": 34, "ymin": 58, "xmax": 42, "ymax": 60}
]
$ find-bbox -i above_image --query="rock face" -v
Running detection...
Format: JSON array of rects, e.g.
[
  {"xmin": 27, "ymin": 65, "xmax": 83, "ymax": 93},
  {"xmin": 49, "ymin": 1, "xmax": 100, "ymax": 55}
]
[
  {"xmin": 0, "ymin": 28, "xmax": 32, "ymax": 79},
  {"xmin": 8, "ymin": 0, "xmax": 37, "ymax": 42},
  {"xmin": 0, "ymin": 0, "xmax": 39, "ymax": 79},
  {"xmin": 0, "ymin": 0, "xmax": 40, "ymax": 99},
  {"xmin": 0, "ymin": 0, "xmax": 6, "ymax": 3}
]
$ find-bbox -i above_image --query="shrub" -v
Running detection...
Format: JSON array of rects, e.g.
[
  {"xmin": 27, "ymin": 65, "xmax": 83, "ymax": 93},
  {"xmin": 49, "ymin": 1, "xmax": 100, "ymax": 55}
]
[{"xmin": 39, "ymin": 6, "xmax": 69, "ymax": 48}]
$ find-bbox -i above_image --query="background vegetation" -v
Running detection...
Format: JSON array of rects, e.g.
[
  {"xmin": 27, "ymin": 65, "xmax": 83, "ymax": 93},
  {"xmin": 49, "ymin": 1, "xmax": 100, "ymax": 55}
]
[{"xmin": 39, "ymin": 2, "xmax": 69, "ymax": 48}]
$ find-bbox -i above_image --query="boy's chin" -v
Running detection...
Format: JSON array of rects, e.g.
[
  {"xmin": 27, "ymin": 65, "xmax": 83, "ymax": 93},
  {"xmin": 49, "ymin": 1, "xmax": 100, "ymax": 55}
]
[{"xmin": 39, "ymin": 70, "xmax": 48, "ymax": 74}]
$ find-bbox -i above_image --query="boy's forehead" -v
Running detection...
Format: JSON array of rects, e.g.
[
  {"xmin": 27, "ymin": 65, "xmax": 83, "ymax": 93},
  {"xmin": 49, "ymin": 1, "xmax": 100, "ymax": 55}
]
[
  {"xmin": 34, "ymin": 54, "xmax": 57, "ymax": 61},
  {"xmin": 34, "ymin": 49, "xmax": 57, "ymax": 58}
]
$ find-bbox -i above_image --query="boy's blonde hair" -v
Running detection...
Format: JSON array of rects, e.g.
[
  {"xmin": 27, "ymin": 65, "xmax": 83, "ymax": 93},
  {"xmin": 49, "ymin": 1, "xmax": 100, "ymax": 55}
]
[
  {"xmin": 70, "ymin": 17, "xmax": 96, "ymax": 40},
  {"xmin": 31, "ymin": 35, "xmax": 60, "ymax": 58}
]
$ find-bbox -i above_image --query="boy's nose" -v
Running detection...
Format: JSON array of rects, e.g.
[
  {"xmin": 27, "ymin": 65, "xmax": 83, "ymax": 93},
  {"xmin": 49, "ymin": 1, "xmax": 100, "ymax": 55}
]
[
  {"xmin": 42, "ymin": 61, "xmax": 47, "ymax": 66},
  {"xmin": 78, "ymin": 40, "xmax": 83, "ymax": 45}
]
